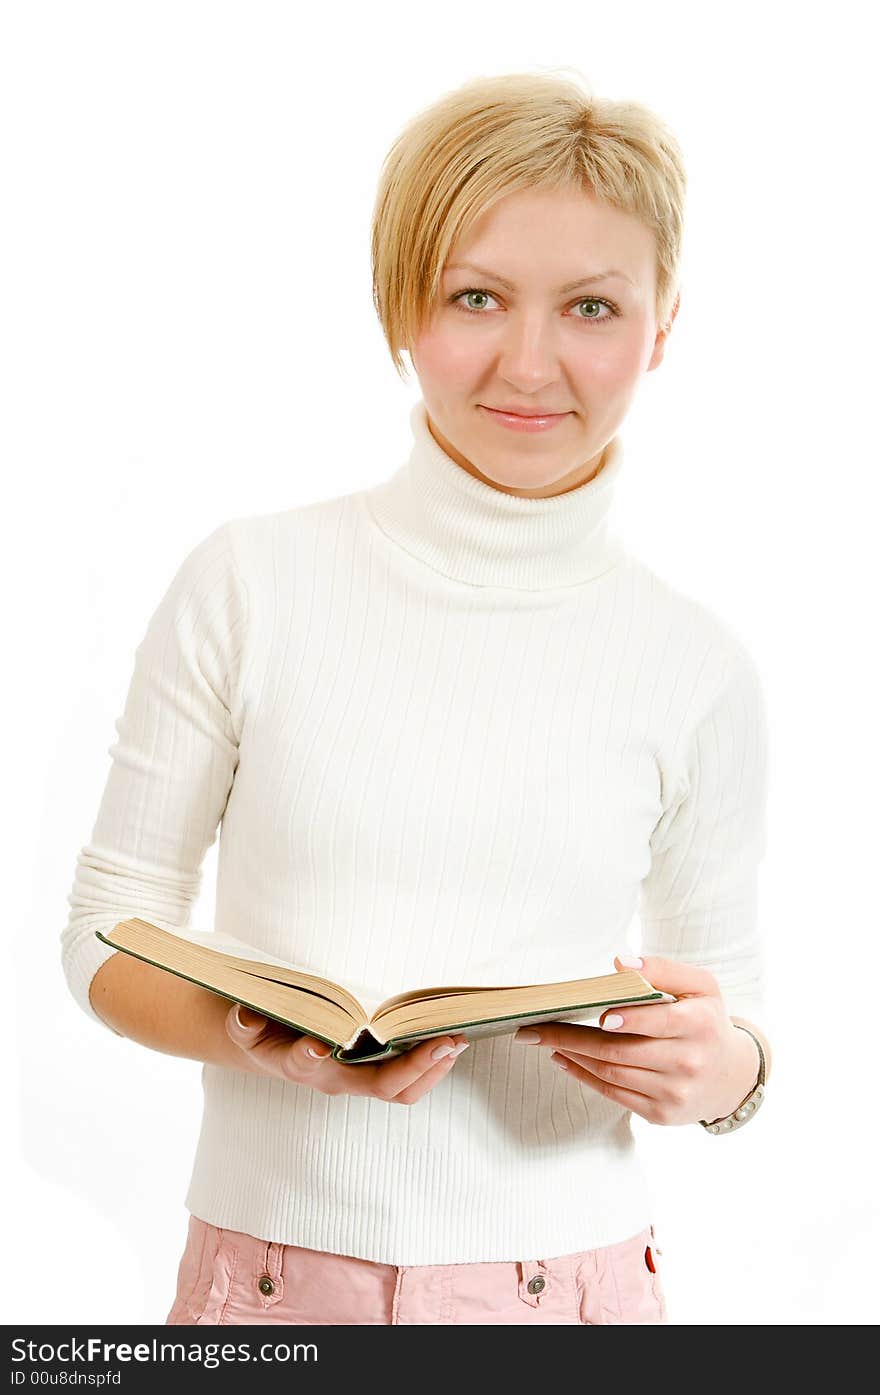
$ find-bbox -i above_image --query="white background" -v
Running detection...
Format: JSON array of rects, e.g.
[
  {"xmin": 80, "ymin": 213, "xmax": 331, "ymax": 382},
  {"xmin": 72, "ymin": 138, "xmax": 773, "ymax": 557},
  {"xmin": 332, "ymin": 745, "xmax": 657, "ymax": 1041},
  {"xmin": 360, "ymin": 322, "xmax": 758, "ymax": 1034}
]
[{"xmin": 2, "ymin": 0, "xmax": 877, "ymax": 1326}]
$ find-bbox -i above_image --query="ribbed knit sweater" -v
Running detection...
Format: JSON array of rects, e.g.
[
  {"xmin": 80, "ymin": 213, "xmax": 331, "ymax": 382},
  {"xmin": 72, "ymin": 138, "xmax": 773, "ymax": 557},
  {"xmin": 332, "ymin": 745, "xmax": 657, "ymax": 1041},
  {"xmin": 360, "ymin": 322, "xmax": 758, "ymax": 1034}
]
[{"xmin": 62, "ymin": 398, "xmax": 769, "ymax": 1264}]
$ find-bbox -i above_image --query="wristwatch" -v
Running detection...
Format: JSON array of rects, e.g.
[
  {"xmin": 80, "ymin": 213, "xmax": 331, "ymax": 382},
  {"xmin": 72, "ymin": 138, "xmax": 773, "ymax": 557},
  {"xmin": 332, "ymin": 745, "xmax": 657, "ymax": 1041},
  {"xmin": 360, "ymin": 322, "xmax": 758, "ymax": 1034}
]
[{"xmin": 699, "ymin": 1024, "xmax": 766, "ymax": 1134}]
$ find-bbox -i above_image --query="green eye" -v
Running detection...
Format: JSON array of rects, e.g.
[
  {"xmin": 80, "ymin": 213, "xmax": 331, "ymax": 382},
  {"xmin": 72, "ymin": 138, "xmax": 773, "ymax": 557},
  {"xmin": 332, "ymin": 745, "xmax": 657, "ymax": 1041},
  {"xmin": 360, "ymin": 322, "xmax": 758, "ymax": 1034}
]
[{"xmin": 450, "ymin": 289, "xmax": 619, "ymax": 323}]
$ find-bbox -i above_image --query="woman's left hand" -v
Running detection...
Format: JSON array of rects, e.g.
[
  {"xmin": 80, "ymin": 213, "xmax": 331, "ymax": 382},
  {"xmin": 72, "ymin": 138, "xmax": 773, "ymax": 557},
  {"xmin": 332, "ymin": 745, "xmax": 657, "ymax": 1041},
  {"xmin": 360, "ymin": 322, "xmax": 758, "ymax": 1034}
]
[{"xmin": 513, "ymin": 955, "xmax": 761, "ymax": 1126}]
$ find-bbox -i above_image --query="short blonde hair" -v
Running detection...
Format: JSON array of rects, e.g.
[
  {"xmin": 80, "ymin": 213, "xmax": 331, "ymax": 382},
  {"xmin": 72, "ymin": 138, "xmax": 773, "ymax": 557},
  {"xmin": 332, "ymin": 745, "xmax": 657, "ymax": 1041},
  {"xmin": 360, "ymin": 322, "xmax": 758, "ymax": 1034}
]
[{"xmin": 370, "ymin": 70, "xmax": 687, "ymax": 381}]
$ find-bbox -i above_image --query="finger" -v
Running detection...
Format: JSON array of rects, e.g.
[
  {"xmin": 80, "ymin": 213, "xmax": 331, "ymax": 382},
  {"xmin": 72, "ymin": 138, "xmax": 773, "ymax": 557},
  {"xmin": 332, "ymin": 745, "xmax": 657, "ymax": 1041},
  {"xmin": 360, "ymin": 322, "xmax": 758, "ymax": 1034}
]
[
  {"xmin": 553, "ymin": 1049, "xmax": 666, "ymax": 1094},
  {"xmin": 514, "ymin": 1004, "xmax": 681, "ymax": 1048},
  {"xmin": 384, "ymin": 1034, "xmax": 471, "ymax": 1082},
  {"xmin": 600, "ymin": 1005, "xmax": 677, "ymax": 1037},
  {"xmin": 227, "ymin": 1010, "xmax": 470, "ymax": 1095},
  {"xmin": 387, "ymin": 1037, "xmax": 471, "ymax": 1104},
  {"xmin": 226, "ymin": 1005, "xmax": 330, "ymax": 1058},
  {"xmin": 594, "ymin": 1001, "xmax": 690, "ymax": 1037},
  {"xmin": 511, "ymin": 1020, "xmax": 669, "ymax": 1065},
  {"xmin": 551, "ymin": 1052, "xmax": 662, "ymax": 1119},
  {"xmin": 226, "ymin": 1002, "xmax": 272, "ymax": 1044},
  {"xmin": 359, "ymin": 1035, "xmax": 470, "ymax": 1099},
  {"xmin": 616, "ymin": 952, "xmax": 720, "ymax": 1002},
  {"xmin": 225, "ymin": 1001, "xmax": 333, "ymax": 1071},
  {"xmin": 254, "ymin": 1031, "xmax": 337, "ymax": 1082},
  {"xmin": 279, "ymin": 1033, "xmax": 469, "ymax": 1099},
  {"xmin": 550, "ymin": 1035, "xmax": 670, "ymax": 1072}
]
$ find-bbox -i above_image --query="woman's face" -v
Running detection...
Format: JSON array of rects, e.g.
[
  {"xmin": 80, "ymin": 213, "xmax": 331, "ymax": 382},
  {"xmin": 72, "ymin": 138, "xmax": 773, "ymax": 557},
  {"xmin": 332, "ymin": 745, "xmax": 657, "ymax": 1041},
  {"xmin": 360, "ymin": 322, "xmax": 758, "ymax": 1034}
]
[{"xmin": 408, "ymin": 186, "xmax": 678, "ymax": 498}]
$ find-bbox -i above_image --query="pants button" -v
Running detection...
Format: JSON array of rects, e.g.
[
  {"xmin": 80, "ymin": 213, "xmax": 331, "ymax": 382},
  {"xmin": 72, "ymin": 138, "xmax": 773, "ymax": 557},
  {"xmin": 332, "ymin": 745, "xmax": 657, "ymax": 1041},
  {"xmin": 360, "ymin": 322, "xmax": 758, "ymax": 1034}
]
[
  {"xmin": 257, "ymin": 1276, "xmax": 275, "ymax": 1296},
  {"xmin": 527, "ymin": 1275, "xmax": 546, "ymax": 1295}
]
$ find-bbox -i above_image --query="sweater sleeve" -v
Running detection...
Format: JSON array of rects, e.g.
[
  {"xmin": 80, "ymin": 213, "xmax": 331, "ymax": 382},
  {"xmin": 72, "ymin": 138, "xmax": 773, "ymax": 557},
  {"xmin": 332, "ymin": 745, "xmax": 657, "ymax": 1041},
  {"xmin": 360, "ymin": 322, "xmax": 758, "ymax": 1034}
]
[
  {"xmin": 638, "ymin": 639, "xmax": 771, "ymax": 1029},
  {"xmin": 61, "ymin": 521, "xmax": 249, "ymax": 1033}
]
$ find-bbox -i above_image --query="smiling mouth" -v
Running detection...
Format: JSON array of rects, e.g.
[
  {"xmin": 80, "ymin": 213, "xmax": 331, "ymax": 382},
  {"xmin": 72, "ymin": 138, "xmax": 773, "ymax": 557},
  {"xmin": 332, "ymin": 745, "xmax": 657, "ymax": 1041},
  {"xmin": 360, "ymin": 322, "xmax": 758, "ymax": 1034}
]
[{"xmin": 483, "ymin": 406, "xmax": 569, "ymax": 417}]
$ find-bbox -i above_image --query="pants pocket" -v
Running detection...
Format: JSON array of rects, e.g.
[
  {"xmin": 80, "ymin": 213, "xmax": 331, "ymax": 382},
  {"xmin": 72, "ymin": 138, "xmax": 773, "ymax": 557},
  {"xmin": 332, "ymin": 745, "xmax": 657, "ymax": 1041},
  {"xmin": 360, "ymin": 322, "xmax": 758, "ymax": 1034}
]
[
  {"xmin": 164, "ymin": 1217, "xmax": 236, "ymax": 1326},
  {"xmin": 645, "ymin": 1226, "xmax": 669, "ymax": 1322},
  {"xmin": 576, "ymin": 1226, "xmax": 668, "ymax": 1325}
]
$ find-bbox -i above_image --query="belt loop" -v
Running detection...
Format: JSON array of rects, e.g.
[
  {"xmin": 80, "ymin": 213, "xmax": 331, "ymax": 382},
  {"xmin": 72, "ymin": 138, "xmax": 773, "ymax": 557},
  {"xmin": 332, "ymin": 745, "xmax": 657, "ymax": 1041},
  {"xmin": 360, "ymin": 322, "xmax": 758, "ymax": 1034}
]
[{"xmin": 254, "ymin": 1240, "xmax": 285, "ymax": 1308}]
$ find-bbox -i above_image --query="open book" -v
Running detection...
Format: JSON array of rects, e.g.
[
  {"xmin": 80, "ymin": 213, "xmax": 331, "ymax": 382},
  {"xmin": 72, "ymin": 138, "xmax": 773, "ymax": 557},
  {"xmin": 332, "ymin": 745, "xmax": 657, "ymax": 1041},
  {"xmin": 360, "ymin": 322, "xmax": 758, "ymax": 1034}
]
[{"xmin": 95, "ymin": 918, "xmax": 676, "ymax": 1063}]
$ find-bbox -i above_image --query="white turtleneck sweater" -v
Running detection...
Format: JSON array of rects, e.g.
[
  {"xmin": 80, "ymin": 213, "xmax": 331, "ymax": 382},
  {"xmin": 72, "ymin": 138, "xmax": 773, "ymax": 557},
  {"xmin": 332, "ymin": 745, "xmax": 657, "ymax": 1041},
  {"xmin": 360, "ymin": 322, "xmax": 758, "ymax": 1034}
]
[{"xmin": 62, "ymin": 399, "xmax": 769, "ymax": 1265}]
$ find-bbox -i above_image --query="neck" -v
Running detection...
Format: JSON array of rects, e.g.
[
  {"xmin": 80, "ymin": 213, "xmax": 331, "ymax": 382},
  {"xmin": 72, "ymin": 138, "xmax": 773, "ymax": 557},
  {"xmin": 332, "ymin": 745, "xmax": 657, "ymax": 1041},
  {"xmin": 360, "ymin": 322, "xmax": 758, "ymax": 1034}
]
[{"xmin": 362, "ymin": 398, "xmax": 627, "ymax": 590}]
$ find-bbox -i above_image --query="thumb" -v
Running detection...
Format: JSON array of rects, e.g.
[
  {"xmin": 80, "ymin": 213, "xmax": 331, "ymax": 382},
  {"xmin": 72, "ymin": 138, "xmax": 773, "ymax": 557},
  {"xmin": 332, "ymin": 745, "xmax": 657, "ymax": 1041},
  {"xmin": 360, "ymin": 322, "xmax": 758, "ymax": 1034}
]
[
  {"xmin": 226, "ymin": 1002, "xmax": 268, "ymax": 1040},
  {"xmin": 614, "ymin": 952, "xmax": 719, "ymax": 999}
]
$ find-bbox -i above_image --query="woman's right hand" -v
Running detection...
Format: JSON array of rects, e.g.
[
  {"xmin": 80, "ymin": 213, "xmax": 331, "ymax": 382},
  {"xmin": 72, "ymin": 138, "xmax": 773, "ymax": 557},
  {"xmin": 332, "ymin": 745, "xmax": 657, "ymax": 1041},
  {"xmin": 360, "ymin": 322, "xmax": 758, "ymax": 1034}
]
[{"xmin": 224, "ymin": 1003, "xmax": 470, "ymax": 1105}]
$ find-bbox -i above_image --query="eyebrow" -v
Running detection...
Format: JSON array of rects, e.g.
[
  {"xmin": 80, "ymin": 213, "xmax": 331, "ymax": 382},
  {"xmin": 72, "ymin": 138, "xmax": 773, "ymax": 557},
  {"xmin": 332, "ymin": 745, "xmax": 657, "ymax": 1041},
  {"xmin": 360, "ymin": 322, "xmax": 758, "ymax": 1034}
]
[{"xmin": 444, "ymin": 261, "xmax": 636, "ymax": 292}]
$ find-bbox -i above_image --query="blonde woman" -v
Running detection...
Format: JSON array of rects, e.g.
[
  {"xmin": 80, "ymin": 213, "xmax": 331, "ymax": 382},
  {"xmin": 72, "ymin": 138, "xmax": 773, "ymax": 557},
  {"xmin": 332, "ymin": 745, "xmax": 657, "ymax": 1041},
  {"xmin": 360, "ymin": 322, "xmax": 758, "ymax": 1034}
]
[{"xmin": 64, "ymin": 71, "xmax": 772, "ymax": 1326}]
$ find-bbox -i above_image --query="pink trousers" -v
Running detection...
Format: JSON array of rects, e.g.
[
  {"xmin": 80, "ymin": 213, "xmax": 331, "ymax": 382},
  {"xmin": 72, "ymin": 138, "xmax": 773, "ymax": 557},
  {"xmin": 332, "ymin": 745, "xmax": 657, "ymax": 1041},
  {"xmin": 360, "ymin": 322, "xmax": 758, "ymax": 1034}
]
[{"xmin": 164, "ymin": 1213, "xmax": 668, "ymax": 1325}]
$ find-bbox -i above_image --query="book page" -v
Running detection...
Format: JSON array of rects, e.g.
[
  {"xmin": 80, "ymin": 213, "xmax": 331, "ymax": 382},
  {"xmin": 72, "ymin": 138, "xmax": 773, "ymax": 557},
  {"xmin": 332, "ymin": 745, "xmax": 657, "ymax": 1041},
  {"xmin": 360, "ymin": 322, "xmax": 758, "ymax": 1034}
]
[
  {"xmin": 382, "ymin": 995, "xmax": 677, "ymax": 1052},
  {"xmin": 100, "ymin": 920, "xmax": 367, "ymax": 1022},
  {"xmin": 373, "ymin": 970, "xmax": 671, "ymax": 1034},
  {"xmin": 97, "ymin": 921, "xmax": 363, "ymax": 1045},
  {"xmin": 165, "ymin": 926, "xmax": 302, "ymax": 972}
]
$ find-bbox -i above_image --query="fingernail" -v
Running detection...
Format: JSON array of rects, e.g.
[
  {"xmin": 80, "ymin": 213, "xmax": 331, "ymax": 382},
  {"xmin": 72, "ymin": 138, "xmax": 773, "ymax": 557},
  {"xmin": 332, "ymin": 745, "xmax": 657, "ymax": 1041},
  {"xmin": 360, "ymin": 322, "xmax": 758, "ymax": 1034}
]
[
  {"xmin": 234, "ymin": 1004, "xmax": 256, "ymax": 1031},
  {"xmin": 307, "ymin": 1045, "xmax": 331, "ymax": 1059},
  {"xmin": 617, "ymin": 953, "xmax": 644, "ymax": 968},
  {"xmin": 514, "ymin": 1029, "xmax": 542, "ymax": 1044},
  {"xmin": 432, "ymin": 1042, "xmax": 456, "ymax": 1060},
  {"xmin": 602, "ymin": 1014, "xmax": 624, "ymax": 1030},
  {"xmin": 450, "ymin": 1041, "xmax": 470, "ymax": 1055}
]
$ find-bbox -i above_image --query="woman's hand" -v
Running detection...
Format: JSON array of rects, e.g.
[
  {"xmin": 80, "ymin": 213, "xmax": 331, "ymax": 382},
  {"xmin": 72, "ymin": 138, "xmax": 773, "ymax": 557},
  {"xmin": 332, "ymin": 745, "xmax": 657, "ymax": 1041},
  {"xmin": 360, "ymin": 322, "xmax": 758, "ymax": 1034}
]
[
  {"xmin": 225, "ymin": 1003, "xmax": 470, "ymax": 1105},
  {"xmin": 513, "ymin": 954, "xmax": 762, "ymax": 1126}
]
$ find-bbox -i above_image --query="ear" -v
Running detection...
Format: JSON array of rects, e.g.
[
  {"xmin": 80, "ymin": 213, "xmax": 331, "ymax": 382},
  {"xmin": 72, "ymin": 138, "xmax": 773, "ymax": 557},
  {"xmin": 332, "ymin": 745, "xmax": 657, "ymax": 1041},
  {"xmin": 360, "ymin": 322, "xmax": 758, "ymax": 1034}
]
[{"xmin": 647, "ymin": 291, "xmax": 680, "ymax": 373}]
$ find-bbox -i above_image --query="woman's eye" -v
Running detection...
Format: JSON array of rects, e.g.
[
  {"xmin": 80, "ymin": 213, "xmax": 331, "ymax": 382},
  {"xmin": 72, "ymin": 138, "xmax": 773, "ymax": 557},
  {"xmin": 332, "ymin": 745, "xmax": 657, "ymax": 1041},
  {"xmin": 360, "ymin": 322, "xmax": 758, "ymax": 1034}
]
[
  {"xmin": 454, "ymin": 289, "xmax": 499, "ymax": 313},
  {"xmin": 573, "ymin": 298, "xmax": 617, "ymax": 321},
  {"xmin": 450, "ymin": 289, "xmax": 618, "ymax": 322}
]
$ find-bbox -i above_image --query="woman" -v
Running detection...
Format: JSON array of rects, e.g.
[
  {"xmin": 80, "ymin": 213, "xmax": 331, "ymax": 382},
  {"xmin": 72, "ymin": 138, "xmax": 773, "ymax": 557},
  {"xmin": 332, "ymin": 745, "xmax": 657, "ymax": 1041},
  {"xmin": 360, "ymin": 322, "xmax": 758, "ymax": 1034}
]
[{"xmin": 63, "ymin": 71, "xmax": 772, "ymax": 1325}]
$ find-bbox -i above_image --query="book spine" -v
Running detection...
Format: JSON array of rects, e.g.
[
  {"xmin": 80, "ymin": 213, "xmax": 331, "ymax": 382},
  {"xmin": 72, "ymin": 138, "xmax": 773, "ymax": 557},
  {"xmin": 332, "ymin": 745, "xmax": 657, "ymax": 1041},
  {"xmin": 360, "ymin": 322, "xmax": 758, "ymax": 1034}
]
[{"xmin": 335, "ymin": 1027, "xmax": 390, "ymax": 1063}]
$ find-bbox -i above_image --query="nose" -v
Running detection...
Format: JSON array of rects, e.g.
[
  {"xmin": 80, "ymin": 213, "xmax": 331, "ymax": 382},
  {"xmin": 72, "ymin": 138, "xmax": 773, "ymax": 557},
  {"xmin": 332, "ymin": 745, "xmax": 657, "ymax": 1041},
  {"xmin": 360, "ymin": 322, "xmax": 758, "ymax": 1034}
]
[{"xmin": 495, "ymin": 313, "xmax": 564, "ymax": 390}]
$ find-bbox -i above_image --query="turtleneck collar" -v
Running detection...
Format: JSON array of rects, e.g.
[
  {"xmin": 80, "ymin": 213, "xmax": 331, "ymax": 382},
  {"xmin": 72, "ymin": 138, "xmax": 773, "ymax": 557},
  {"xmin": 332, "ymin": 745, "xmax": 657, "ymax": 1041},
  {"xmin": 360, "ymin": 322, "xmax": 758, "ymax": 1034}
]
[{"xmin": 363, "ymin": 398, "xmax": 627, "ymax": 590}]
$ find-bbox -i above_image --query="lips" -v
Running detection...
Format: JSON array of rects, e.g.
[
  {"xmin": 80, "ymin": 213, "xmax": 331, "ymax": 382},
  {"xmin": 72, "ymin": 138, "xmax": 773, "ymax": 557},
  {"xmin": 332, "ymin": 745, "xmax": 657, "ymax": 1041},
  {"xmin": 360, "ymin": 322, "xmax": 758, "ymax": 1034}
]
[{"xmin": 486, "ymin": 406, "xmax": 567, "ymax": 417}]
